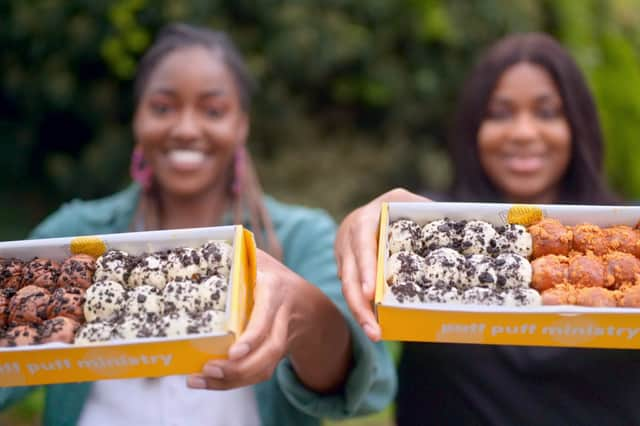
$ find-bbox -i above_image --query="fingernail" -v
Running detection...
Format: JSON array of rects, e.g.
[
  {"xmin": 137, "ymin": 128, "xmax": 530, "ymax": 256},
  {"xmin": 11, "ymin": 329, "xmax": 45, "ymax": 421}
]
[
  {"xmin": 229, "ymin": 343, "xmax": 250, "ymax": 360},
  {"xmin": 363, "ymin": 323, "xmax": 380, "ymax": 340},
  {"xmin": 187, "ymin": 376, "xmax": 206, "ymax": 389},
  {"xmin": 204, "ymin": 364, "xmax": 224, "ymax": 379}
]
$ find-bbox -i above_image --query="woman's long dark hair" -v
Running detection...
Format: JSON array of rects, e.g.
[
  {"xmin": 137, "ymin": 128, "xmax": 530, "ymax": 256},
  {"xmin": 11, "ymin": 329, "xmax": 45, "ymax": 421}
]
[{"xmin": 449, "ymin": 32, "xmax": 615, "ymax": 204}]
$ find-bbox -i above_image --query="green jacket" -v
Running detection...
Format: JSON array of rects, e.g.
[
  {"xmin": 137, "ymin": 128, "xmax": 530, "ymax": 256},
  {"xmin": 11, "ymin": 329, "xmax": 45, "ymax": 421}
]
[{"xmin": 0, "ymin": 185, "xmax": 396, "ymax": 426}]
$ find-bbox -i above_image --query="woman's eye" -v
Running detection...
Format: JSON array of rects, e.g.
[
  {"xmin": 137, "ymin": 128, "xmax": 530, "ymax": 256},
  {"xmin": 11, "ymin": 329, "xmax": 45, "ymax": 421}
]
[
  {"xmin": 536, "ymin": 107, "xmax": 562, "ymax": 120},
  {"xmin": 487, "ymin": 108, "xmax": 512, "ymax": 121},
  {"xmin": 204, "ymin": 107, "xmax": 224, "ymax": 118},
  {"xmin": 150, "ymin": 103, "xmax": 172, "ymax": 115}
]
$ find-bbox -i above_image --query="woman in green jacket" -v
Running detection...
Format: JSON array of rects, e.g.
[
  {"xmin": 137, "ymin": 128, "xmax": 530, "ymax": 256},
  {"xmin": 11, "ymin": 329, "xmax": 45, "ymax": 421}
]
[{"xmin": 0, "ymin": 23, "xmax": 395, "ymax": 426}]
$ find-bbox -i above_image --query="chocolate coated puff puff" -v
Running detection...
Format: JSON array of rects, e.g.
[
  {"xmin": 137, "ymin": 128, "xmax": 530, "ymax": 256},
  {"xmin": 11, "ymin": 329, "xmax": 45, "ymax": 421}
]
[
  {"xmin": 0, "ymin": 292, "xmax": 8, "ymax": 328},
  {"xmin": 0, "ymin": 258, "xmax": 25, "ymax": 291},
  {"xmin": 576, "ymin": 287, "xmax": 617, "ymax": 307},
  {"xmin": 39, "ymin": 316, "xmax": 80, "ymax": 344},
  {"xmin": 531, "ymin": 255, "xmax": 569, "ymax": 292},
  {"xmin": 605, "ymin": 226, "xmax": 640, "ymax": 256},
  {"xmin": 9, "ymin": 285, "xmax": 51, "ymax": 325},
  {"xmin": 529, "ymin": 219, "xmax": 572, "ymax": 258},
  {"xmin": 604, "ymin": 251, "xmax": 640, "ymax": 288},
  {"xmin": 541, "ymin": 286, "xmax": 576, "ymax": 305},
  {"xmin": 573, "ymin": 224, "xmax": 608, "ymax": 256},
  {"xmin": 568, "ymin": 254, "xmax": 606, "ymax": 287},
  {"xmin": 2, "ymin": 324, "xmax": 39, "ymax": 346},
  {"xmin": 22, "ymin": 258, "xmax": 60, "ymax": 292},
  {"xmin": 57, "ymin": 254, "xmax": 96, "ymax": 290},
  {"xmin": 47, "ymin": 287, "xmax": 85, "ymax": 323},
  {"xmin": 620, "ymin": 286, "xmax": 640, "ymax": 307}
]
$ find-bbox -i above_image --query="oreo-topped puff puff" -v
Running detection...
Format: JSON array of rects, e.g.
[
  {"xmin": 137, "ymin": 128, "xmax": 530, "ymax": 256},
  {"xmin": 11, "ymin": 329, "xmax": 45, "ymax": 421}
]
[
  {"xmin": 22, "ymin": 258, "xmax": 60, "ymax": 292},
  {"xmin": 460, "ymin": 221, "xmax": 499, "ymax": 256},
  {"xmin": 47, "ymin": 287, "xmax": 85, "ymax": 323},
  {"xmin": 495, "ymin": 224, "xmax": 532, "ymax": 257},
  {"xmin": 57, "ymin": 254, "xmax": 96, "ymax": 290},
  {"xmin": 502, "ymin": 288, "xmax": 542, "ymax": 307},
  {"xmin": 113, "ymin": 313, "xmax": 160, "ymax": 340},
  {"xmin": 84, "ymin": 280, "xmax": 126, "ymax": 322},
  {"xmin": 0, "ymin": 291, "xmax": 8, "ymax": 328},
  {"xmin": 199, "ymin": 275, "xmax": 227, "ymax": 311},
  {"xmin": 0, "ymin": 258, "xmax": 25, "ymax": 291},
  {"xmin": 387, "ymin": 220, "xmax": 424, "ymax": 255},
  {"xmin": 385, "ymin": 251, "xmax": 427, "ymax": 287},
  {"xmin": 199, "ymin": 241, "xmax": 233, "ymax": 278},
  {"xmin": 8, "ymin": 285, "xmax": 51, "ymax": 325},
  {"xmin": 125, "ymin": 285, "xmax": 163, "ymax": 316},
  {"xmin": 74, "ymin": 321, "xmax": 114, "ymax": 345},
  {"xmin": 3, "ymin": 324, "xmax": 39, "ymax": 346},
  {"xmin": 94, "ymin": 250, "xmax": 136, "ymax": 285},
  {"xmin": 127, "ymin": 252, "xmax": 169, "ymax": 290},
  {"xmin": 166, "ymin": 248, "xmax": 207, "ymax": 282},
  {"xmin": 39, "ymin": 316, "xmax": 80, "ymax": 344},
  {"xmin": 162, "ymin": 279, "xmax": 201, "ymax": 314}
]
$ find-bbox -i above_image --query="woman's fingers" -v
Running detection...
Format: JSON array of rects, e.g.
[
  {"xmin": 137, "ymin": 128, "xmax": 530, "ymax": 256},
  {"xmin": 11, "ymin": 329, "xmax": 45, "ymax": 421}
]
[
  {"xmin": 350, "ymin": 213, "xmax": 380, "ymax": 299},
  {"xmin": 188, "ymin": 306, "xmax": 290, "ymax": 390},
  {"xmin": 340, "ymin": 249, "xmax": 380, "ymax": 341},
  {"xmin": 227, "ymin": 268, "xmax": 280, "ymax": 361}
]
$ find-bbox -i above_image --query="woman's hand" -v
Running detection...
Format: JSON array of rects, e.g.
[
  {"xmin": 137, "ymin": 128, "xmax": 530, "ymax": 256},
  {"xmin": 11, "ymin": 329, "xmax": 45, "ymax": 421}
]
[
  {"xmin": 335, "ymin": 188, "xmax": 430, "ymax": 341},
  {"xmin": 187, "ymin": 249, "xmax": 351, "ymax": 393}
]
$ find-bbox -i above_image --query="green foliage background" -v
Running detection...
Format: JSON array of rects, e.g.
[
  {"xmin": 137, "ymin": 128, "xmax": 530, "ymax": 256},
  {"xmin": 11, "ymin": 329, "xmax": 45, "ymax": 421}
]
[
  {"xmin": 2, "ymin": 0, "xmax": 640, "ymax": 242},
  {"xmin": 2, "ymin": 1, "xmax": 640, "ymax": 424}
]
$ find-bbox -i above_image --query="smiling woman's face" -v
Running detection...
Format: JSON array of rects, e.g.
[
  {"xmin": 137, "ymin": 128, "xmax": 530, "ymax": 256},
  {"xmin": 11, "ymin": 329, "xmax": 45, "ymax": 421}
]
[
  {"xmin": 477, "ymin": 62, "xmax": 571, "ymax": 203},
  {"xmin": 133, "ymin": 46, "xmax": 248, "ymax": 198}
]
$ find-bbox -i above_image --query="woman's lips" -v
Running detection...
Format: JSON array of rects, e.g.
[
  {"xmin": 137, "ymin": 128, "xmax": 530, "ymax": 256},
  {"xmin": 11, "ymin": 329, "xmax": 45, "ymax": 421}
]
[
  {"xmin": 166, "ymin": 149, "xmax": 207, "ymax": 171},
  {"xmin": 504, "ymin": 155, "xmax": 545, "ymax": 174}
]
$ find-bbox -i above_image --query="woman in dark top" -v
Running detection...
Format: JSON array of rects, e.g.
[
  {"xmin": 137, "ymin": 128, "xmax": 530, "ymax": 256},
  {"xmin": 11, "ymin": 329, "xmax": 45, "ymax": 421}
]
[{"xmin": 336, "ymin": 33, "xmax": 639, "ymax": 425}]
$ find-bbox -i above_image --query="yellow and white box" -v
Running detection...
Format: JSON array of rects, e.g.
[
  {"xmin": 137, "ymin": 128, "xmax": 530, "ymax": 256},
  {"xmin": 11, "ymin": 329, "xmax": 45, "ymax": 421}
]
[
  {"xmin": 0, "ymin": 226, "xmax": 256, "ymax": 387},
  {"xmin": 376, "ymin": 202, "xmax": 640, "ymax": 349}
]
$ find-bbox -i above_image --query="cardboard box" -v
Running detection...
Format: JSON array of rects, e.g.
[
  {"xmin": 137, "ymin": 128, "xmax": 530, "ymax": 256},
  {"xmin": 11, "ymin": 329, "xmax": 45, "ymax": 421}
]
[
  {"xmin": 375, "ymin": 202, "xmax": 640, "ymax": 349},
  {"xmin": 0, "ymin": 226, "xmax": 256, "ymax": 387}
]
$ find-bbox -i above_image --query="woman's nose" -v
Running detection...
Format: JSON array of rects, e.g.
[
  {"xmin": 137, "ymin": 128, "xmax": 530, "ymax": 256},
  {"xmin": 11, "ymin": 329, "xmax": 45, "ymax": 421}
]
[
  {"xmin": 172, "ymin": 110, "xmax": 201, "ymax": 141},
  {"xmin": 510, "ymin": 112, "xmax": 539, "ymax": 143}
]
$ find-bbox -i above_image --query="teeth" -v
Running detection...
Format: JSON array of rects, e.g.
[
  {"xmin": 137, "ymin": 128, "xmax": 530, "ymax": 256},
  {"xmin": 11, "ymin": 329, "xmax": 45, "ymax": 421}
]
[{"xmin": 168, "ymin": 149, "xmax": 205, "ymax": 165}]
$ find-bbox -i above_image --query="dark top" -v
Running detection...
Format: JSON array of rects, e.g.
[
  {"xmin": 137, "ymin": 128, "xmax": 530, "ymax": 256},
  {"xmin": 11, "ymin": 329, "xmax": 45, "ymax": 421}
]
[{"xmin": 396, "ymin": 193, "xmax": 640, "ymax": 426}]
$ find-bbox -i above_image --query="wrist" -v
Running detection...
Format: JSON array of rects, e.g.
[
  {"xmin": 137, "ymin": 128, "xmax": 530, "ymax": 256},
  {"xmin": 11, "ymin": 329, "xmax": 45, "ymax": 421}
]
[
  {"xmin": 285, "ymin": 277, "xmax": 320, "ymax": 355},
  {"xmin": 284, "ymin": 276, "xmax": 352, "ymax": 393}
]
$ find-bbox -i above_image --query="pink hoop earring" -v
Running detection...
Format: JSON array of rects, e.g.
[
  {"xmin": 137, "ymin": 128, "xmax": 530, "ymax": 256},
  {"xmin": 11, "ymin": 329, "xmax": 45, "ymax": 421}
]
[
  {"xmin": 130, "ymin": 146, "xmax": 153, "ymax": 191},
  {"xmin": 231, "ymin": 145, "xmax": 247, "ymax": 197}
]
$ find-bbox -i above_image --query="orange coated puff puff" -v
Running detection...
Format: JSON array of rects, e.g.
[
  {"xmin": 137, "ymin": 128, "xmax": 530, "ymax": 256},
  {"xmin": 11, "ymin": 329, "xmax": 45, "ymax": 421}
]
[
  {"xmin": 575, "ymin": 287, "xmax": 617, "ymax": 307},
  {"xmin": 568, "ymin": 254, "xmax": 606, "ymax": 288},
  {"xmin": 572, "ymin": 224, "xmax": 608, "ymax": 256},
  {"xmin": 605, "ymin": 226, "xmax": 640, "ymax": 256},
  {"xmin": 541, "ymin": 285, "xmax": 576, "ymax": 305},
  {"xmin": 604, "ymin": 251, "xmax": 640, "ymax": 288},
  {"xmin": 620, "ymin": 286, "xmax": 640, "ymax": 307},
  {"xmin": 529, "ymin": 218, "xmax": 572, "ymax": 258},
  {"xmin": 531, "ymin": 255, "xmax": 569, "ymax": 292}
]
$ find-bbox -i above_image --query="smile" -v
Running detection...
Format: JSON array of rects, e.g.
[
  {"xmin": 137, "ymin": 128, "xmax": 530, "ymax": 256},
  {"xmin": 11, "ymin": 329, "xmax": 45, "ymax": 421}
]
[
  {"xmin": 166, "ymin": 149, "xmax": 207, "ymax": 171},
  {"xmin": 504, "ymin": 155, "xmax": 545, "ymax": 173}
]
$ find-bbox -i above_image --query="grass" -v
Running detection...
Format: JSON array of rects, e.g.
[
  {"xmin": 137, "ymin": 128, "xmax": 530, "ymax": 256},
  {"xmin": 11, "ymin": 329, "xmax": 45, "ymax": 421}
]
[
  {"xmin": 0, "ymin": 388, "xmax": 44, "ymax": 426},
  {"xmin": 325, "ymin": 407, "xmax": 394, "ymax": 426}
]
